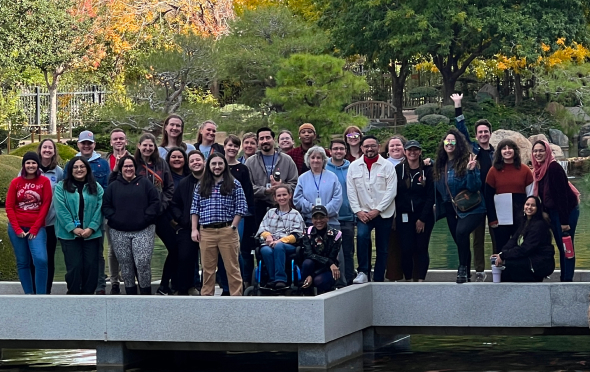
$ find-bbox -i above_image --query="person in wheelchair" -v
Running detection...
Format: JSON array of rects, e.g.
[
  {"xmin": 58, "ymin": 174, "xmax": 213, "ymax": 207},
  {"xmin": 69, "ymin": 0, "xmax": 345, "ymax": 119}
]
[
  {"xmin": 301, "ymin": 206, "xmax": 341, "ymax": 295},
  {"xmin": 256, "ymin": 185, "xmax": 306, "ymax": 289}
]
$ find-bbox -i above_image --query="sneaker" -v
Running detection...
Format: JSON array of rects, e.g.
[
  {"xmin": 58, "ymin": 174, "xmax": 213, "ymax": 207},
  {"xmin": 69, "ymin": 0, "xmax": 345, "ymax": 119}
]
[
  {"xmin": 188, "ymin": 287, "xmax": 200, "ymax": 296},
  {"xmin": 221, "ymin": 291, "xmax": 230, "ymax": 296},
  {"xmin": 475, "ymin": 272, "xmax": 487, "ymax": 282},
  {"xmin": 110, "ymin": 283, "xmax": 120, "ymax": 295},
  {"xmin": 156, "ymin": 286, "xmax": 172, "ymax": 296},
  {"xmin": 456, "ymin": 266, "xmax": 468, "ymax": 284},
  {"xmin": 352, "ymin": 272, "xmax": 368, "ymax": 284},
  {"xmin": 274, "ymin": 281, "xmax": 287, "ymax": 289},
  {"xmin": 95, "ymin": 290, "xmax": 106, "ymax": 295}
]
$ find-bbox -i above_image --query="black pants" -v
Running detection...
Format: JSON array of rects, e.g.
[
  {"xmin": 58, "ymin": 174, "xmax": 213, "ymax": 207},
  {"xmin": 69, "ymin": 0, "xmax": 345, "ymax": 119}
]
[
  {"xmin": 31, "ymin": 225, "xmax": 58, "ymax": 294},
  {"xmin": 60, "ymin": 237, "xmax": 100, "ymax": 294},
  {"xmin": 176, "ymin": 228, "xmax": 199, "ymax": 294},
  {"xmin": 397, "ymin": 213, "xmax": 433, "ymax": 280},
  {"xmin": 444, "ymin": 202, "xmax": 485, "ymax": 273},
  {"xmin": 157, "ymin": 213, "xmax": 179, "ymax": 290},
  {"xmin": 493, "ymin": 224, "xmax": 518, "ymax": 254},
  {"xmin": 254, "ymin": 200, "xmax": 272, "ymax": 229},
  {"xmin": 240, "ymin": 216, "xmax": 257, "ymax": 283},
  {"xmin": 501, "ymin": 257, "xmax": 543, "ymax": 282}
]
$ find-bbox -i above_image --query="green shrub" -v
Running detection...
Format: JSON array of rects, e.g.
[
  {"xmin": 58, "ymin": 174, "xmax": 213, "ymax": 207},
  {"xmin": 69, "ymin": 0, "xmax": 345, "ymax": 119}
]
[
  {"xmin": 415, "ymin": 103, "xmax": 439, "ymax": 120},
  {"xmin": 440, "ymin": 105, "xmax": 456, "ymax": 119},
  {"xmin": 408, "ymin": 86, "xmax": 439, "ymax": 99},
  {"xmin": 10, "ymin": 142, "xmax": 78, "ymax": 166},
  {"xmin": 0, "ymin": 211, "xmax": 17, "ymax": 280},
  {"xmin": 419, "ymin": 114, "xmax": 450, "ymax": 126},
  {"xmin": 0, "ymin": 155, "xmax": 23, "ymax": 206},
  {"xmin": 402, "ymin": 123, "xmax": 454, "ymax": 159}
]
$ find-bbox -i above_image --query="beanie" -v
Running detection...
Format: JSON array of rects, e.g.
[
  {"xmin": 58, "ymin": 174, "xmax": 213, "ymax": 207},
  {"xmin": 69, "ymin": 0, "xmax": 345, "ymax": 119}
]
[
  {"xmin": 22, "ymin": 151, "xmax": 40, "ymax": 167},
  {"xmin": 298, "ymin": 123, "xmax": 316, "ymax": 134}
]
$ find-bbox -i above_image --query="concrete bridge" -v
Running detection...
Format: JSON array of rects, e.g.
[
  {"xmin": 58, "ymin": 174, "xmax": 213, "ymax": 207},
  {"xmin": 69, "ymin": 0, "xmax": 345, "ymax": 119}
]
[{"xmin": 0, "ymin": 277, "xmax": 588, "ymax": 371}]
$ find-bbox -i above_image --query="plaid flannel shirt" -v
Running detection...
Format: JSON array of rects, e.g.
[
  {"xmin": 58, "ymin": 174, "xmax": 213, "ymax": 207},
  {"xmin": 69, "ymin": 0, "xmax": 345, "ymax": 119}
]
[
  {"xmin": 256, "ymin": 208, "xmax": 306, "ymax": 240},
  {"xmin": 190, "ymin": 179, "xmax": 248, "ymax": 225}
]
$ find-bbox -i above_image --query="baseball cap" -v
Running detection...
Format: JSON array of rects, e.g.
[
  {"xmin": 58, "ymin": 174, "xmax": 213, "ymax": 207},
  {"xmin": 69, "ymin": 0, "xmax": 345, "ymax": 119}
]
[
  {"xmin": 78, "ymin": 130, "xmax": 95, "ymax": 143},
  {"xmin": 311, "ymin": 205, "xmax": 328, "ymax": 217},
  {"xmin": 404, "ymin": 140, "xmax": 422, "ymax": 150}
]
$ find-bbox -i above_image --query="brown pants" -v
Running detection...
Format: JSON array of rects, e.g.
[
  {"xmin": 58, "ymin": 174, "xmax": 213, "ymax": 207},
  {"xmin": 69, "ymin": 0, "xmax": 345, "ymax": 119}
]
[{"xmin": 200, "ymin": 226, "xmax": 242, "ymax": 296}]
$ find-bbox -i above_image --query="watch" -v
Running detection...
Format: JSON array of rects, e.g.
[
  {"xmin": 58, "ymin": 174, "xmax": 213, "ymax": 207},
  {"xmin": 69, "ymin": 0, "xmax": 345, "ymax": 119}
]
[{"xmin": 231, "ymin": 225, "xmax": 237, "ymax": 230}]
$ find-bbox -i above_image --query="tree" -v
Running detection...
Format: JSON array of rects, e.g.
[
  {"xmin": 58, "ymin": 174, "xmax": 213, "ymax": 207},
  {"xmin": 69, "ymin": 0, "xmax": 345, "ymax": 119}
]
[
  {"xmin": 320, "ymin": 0, "xmax": 419, "ymax": 124},
  {"xmin": 217, "ymin": 6, "xmax": 328, "ymax": 107},
  {"xmin": 265, "ymin": 53, "xmax": 369, "ymax": 142},
  {"xmin": 0, "ymin": 0, "xmax": 94, "ymax": 134}
]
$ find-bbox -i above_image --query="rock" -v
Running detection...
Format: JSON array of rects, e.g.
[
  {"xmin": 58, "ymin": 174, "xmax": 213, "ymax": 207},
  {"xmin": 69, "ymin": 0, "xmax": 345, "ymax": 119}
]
[
  {"xmin": 549, "ymin": 128, "xmax": 569, "ymax": 147},
  {"xmin": 546, "ymin": 102, "xmax": 565, "ymax": 116},
  {"xmin": 478, "ymin": 84, "xmax": 499, "ymax": 100},
  {"xmin": 579, "ymin": 148, "xmax": 590, "ymax": 157},
  {"xmin": 579, "ymin": 135, "xmax": 590, "ymax": 149},
  {"xmin": 580, "ymin": 123, "xmax": 590, "ymax": 137},
  {"xmin": 528, "ymin": 134, "xmax": 548, "ymax": 145},
  {"xmin": 549, "ymin": 143, "xmax": 565, "ymax": 160},
  {"xmin": 566, "ymin": 107, "xmax": 590, "ymax": 123},
  {"xmin": 491, "ymin": 129, "xmax": 533, "ymax": 165}
]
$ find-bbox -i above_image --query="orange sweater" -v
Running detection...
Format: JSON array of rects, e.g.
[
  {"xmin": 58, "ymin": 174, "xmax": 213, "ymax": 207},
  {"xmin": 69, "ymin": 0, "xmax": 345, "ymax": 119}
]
[{"xmin": 485, "ymin": 163, "xmax": 533, "ymax": 194}]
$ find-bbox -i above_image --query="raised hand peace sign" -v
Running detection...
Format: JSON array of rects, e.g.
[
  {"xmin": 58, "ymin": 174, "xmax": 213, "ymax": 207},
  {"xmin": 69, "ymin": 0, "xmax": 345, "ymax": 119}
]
[{"xmin": 467, "ymin": 153, "xmax": 477, "ymax": 171}]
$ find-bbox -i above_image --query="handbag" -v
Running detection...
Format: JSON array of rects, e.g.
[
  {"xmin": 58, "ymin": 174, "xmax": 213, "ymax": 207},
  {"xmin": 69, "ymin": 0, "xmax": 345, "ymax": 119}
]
[{"xmin": 444, "ymin": 164, "xmax": 482, "ymax": 213}]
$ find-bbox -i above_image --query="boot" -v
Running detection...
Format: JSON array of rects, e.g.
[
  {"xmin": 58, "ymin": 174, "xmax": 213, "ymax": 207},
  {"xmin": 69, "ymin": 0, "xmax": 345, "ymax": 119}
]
[
  {"xmin": 125, "ymin": 285, "xmax": 138, "ymax": 295},
  {"xmin": 139, "ymin": 286, "xmax": 152, "ymax": 295},
  {"xmin": 456, "ymin": 265, "xmax": 468, "ymax": 284}
]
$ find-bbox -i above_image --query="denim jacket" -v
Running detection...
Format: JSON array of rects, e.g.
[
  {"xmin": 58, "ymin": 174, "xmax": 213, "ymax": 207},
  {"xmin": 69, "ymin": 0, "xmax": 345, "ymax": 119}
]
[{"xmin": 434, "ymin": 164, "xmax": 486, "ymax": 220}]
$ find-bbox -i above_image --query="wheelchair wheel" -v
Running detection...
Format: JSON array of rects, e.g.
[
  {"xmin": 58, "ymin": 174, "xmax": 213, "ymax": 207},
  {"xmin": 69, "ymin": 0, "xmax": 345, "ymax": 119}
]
[{"xmin": 243, "ymin": 286, "xmax": 256, "ymax": 296}]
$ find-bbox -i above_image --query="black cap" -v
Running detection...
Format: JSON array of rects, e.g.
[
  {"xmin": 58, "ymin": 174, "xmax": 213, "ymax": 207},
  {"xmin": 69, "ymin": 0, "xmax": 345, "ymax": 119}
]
[
  {"xmin": 22, "ymin": 151, "xmax": 40, "ymax": 167},
  {"xmin": 404, "ymin": 140, "xmax": 422, "ymax": 150},
  {"xmin": 311, "ymin": 205, "xmax": 328, "ymax": 217}
]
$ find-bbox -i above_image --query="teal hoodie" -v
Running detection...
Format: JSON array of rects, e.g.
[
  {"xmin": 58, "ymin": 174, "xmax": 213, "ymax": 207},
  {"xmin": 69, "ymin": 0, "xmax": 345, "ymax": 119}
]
[
  {"xmin": 326, "ymin": 158, "xmax": 354, "ymax": 222},
  {"xmin": 53, "ymin": 181, "xmax": 104, "ymax": 240}
]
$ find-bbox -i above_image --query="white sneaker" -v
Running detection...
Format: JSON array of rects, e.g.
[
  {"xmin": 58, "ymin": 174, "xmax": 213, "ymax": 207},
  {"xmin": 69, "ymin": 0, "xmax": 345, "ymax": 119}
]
[
  {"xmin": 475, "ymin": 272, "xmax": 487, "ymax": 282},
  {"xmin": 352, "ymin": 272, "xmax": 369, "ymax": 284},
  {"xmin": 188, "ymin": 287, "xmax": 200, "ymax": 296}
]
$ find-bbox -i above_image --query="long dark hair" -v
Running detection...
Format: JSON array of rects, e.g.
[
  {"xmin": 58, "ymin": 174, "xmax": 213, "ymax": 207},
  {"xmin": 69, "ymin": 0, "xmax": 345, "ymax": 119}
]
[
  {"xmin": 199, "ymin": 153, "xmax": 235, "ymax": 198},
  {"xmin": 135, "ymin": 133, "xmax": 160, "ymax": 165},
  {"xmin": 518, "ymin": 196, "xmax": 550, "ymax": 236},
  {"xmin": 401, "ymin": 153, "xmax": 426, "ymax": 189},
  {"xmin": 166, "ymin": 147, "xmax": 190, "ymax": 176},
  {"xmin": 63, "ymin": 156, "xmax": 98, "ymax": 195},
  {"xmin": 493, "ymin": 139, "xmax": 521, "ymax": 170},
  {"xmin": 36, "ymin": 138, "xmax": 59, "ymax": 170},
  {"xmin": 160, "ymin": 114, "xmax": 188, "ymax": 150},
  {"xmin": 434, "ymin": 128, "xmax": 471, "ymax": 180}
]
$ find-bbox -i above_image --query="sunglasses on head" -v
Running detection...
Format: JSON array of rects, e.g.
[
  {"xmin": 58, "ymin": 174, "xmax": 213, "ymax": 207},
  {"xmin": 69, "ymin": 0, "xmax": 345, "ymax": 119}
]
[
  {"xmin": 346, "ymin": 133, "xmax": 361, "ymax": 139},
  {"xmin": 444, "ymin": 140, "xmax": 456, "ymax": 146}
]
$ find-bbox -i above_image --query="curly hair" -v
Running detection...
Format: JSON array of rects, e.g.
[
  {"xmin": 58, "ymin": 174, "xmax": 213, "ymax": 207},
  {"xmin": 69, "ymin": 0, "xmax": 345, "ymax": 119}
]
[
  {"xmin": 493, "ymin": 139, "xmax": 521, "ymax": 170},
  {"xmin": 434, "ymin": 128, "xmax": 471, "ymax": 180}
]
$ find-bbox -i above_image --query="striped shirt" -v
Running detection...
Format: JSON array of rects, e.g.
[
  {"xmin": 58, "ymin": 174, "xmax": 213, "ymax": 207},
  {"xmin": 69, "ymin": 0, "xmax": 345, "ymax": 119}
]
[
  {"xmin": 256, "ymin": 208, "xmax": 306, "ymax": 239},
  {"xmin": 190, "ymin": 179, "xmax": 248, "ymax": 225}
]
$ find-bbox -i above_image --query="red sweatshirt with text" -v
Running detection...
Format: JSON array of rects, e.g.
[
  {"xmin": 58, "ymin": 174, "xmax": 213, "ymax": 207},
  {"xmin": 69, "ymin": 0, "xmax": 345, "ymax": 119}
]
[{"xmin": 5, "ymin": 175, "xmax": 52, "ymax": 236}]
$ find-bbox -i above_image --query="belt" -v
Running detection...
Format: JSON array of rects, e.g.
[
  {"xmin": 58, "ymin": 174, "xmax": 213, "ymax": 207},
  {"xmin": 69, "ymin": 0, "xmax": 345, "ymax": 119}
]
[{"xmin": 202, "ymin": 221, "xmax": 232, "ymax": 229}]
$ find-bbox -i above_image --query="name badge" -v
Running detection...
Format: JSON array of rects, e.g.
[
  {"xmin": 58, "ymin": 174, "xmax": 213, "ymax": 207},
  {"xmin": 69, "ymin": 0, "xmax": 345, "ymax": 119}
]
[
  {"xmin": 402, "ymin": 213, "xmax": 409, "ymax": 223},
  {"xmin": 266, "ymin": 183, "xmax": 271, "ymax": 189},
  {"xmin": 315, "ymin": 197, "xmax": 322, "ymax": 206}
]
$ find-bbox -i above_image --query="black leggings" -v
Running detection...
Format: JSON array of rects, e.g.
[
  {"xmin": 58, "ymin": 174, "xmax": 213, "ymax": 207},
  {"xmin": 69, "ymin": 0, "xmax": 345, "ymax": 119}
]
[
  {"xmin": 501, "ymin": 257, "xmax": 543, "ymax": 282},
  {"xmin": 176, "ymin": 228, "xmax": 199, "ymax": 294},
  {"xmin": 493, "ymin": 224, "xmax": 518, "ymax": 254},
  {"xmin": 396, "ymin": 213, "xmax": 433, "ymax": 280},
  {"xmin": 444, "ymin": 202, "xmax": 485, "ymax": 273}
]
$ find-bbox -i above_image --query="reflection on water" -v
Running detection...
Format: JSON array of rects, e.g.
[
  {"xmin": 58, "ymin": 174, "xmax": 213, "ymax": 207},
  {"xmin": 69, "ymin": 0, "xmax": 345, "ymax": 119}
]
[{"xmin": 2, "ymin": 336, "xmax": 590, "ymax": 371}]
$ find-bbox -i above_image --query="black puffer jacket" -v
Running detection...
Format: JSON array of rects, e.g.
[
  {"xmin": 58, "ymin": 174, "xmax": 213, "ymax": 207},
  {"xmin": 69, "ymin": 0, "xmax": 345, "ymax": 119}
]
[
  {"xmin": 302, "ymin": 226, "xmax": 341, "ymax": 269},
  {"xmin": 501, "ymin": 219, "xmax": 555, "ymax": 278},
  {"xmin": 102, "ymin": 174, "xmax": 160, "ymax": 231}
]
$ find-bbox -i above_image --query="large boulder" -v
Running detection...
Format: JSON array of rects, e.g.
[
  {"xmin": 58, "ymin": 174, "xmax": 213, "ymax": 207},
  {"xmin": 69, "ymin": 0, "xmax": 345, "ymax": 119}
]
[
  {"xmin": 579, "ymin": 148, "xmax": 590, "ymax": 157},
  {"xmin": 546, "ymin": 102, "xmax": 565, "ymax": 116},
  {"xmin": 580, "ymin": 123, "xmax": 590, "ymax": 137},
  {"xmin": 549, "ymin": 144, "xmax": 565, "ymax": 160},
  {"xmin": 491, "ymin": 129, "xmax": 533, "ymax": 165},
  {"xmin": 549, "ymin": 128, "xmax": 569, "ymax": 147},
  {"xmin": 579, "ymin": 135, "xmax": 590, "ymax": 149},
  {"xmin": 528, "ymin": 134, "xmax": 548, "ymax": 145}
]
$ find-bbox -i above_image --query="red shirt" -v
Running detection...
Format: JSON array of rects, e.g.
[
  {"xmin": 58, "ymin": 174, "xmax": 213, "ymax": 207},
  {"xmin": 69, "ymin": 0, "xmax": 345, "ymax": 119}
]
[
  {"xmin": 5, "ymin": 175, "xmax": 52, "ymax": 236},
  {"xmin": 364, "ymin": 155, "xmax": 379, "ymax": 171}
]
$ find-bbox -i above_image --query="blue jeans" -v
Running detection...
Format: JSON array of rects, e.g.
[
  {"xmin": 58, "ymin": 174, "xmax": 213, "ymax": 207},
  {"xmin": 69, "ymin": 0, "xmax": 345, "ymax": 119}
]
[
  {"xmin": 7, "ymin": 225, "xmax": 48, "ymax": 294},
  {"xmin": 260, "ymin": 242, "xmax": 296, "ymax": 283},
  {"xmin": 549, "ymin": 206, "xmax": 579, "ymax": 282},
  {"xmin": 357, "ymin": 216, "xmax": 393, "ymax": 282}
]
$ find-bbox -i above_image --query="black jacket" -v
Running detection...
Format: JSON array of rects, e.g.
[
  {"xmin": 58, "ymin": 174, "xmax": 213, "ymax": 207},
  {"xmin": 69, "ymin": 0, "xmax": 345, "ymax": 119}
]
[
  {"xmin": 170, "ymin": 174, "xmax": 200, "ymax": 230},
  {"xmin": 302, "ymin": 226, "xmax": 341, "ymax": 269},
  {"xmin": 229, "ymin": 163, "xmax": 255, "ymax": 215},
  {"xmin": 395, "ymin": 162, "xmax": 435, "ymax": 223},
  {"xmin": 501, "ymin": 219, "xmax": 555, "ymax": 278},
  {"xmin": 102, "ymin": 174, "xmax": 160, "ymax": 231}
]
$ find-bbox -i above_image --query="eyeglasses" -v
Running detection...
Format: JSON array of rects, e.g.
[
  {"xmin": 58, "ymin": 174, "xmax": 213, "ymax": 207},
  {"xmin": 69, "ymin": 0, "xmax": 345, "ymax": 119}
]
[
  {"xmin": 363, "ymin": 144, "xmax": 378, "ymax": 149},
  {"xmin": 72, "ymin": 166, "xmax": 86, "ymax": 170},
  {"xmin": 443, "ymin": 140, "xmax": 456, "ymax": 146},
  {"xmin": 346, "ymin": 133, "xmax": 361, "ymax": 139},
  {"xmin": 331, "ymin": 147, "xmax": 346, "ymax": 152}
]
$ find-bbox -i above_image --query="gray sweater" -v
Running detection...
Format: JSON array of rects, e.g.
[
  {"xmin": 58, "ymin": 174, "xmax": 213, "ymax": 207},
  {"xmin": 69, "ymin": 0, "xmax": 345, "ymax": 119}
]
[{"xmin": 245, "ymin": 150, "xmax": 298, "ymax": 204}]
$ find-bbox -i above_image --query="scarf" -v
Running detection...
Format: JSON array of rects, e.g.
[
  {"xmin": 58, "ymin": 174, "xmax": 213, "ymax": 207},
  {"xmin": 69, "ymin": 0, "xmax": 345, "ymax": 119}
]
[{"xmin": 532, "ymin": 140, "xmax": 579, "ymax": 200}]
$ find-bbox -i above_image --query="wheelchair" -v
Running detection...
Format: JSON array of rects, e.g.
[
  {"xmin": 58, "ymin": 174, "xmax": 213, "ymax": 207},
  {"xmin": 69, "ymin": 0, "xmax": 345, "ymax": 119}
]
[{"xmin": 243, "ymin": 238, "xmax": 305, "ymax": 296}]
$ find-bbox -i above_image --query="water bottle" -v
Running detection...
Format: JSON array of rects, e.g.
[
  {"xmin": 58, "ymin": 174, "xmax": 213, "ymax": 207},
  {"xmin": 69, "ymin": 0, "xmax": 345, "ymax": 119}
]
[{"xmin": 563, "ymin": 231, "xmax": 575, "ymax": 259}]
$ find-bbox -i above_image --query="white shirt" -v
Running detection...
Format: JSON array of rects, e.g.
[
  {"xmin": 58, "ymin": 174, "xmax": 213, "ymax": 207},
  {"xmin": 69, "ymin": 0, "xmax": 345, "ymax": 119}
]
[{"xmin": 346, "ymin": 155, "xmax": 397, "ymax": 219}]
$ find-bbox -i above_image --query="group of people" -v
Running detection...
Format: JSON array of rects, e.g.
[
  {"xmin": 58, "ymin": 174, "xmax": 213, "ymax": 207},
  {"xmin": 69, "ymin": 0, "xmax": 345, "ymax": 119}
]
[{"xmin": 4, "ymin": 97, "xmax": 579, "ymax": 297}]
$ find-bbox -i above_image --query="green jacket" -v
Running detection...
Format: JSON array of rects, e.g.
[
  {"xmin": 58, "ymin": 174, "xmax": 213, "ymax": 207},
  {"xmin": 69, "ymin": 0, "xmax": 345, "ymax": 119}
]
[{"xmin": 53, "ymin": 181, "xmax": 104, "ymax": 240}]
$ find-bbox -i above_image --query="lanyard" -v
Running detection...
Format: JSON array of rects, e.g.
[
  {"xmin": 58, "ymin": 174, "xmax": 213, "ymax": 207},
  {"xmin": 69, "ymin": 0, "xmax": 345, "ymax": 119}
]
[
  {"xmin": 312, "ymin": 170, "xmax": 323, "ymax": 197},
  {"xmin": 261, "ymin": 153, "xmax": 276, "ymax": 179}
]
